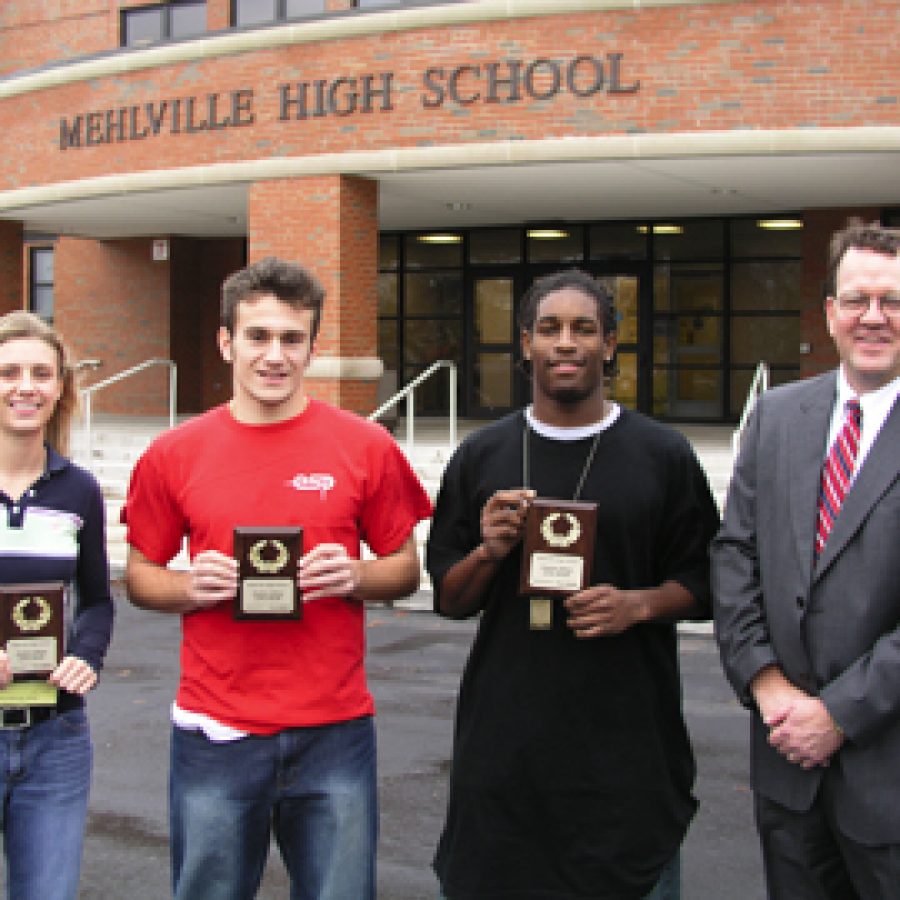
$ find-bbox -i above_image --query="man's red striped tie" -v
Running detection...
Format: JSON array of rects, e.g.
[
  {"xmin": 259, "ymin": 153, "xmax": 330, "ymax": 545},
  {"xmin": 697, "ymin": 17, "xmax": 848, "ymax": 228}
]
[{"xmin": 814, "ymin": 398, "xmax": 861, "ymax": 561}]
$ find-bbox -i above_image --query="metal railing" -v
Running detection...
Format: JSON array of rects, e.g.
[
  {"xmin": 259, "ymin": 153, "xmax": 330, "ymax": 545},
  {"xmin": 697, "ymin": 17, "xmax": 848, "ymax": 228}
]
[
  {"xmin": 732, "ymin": 360, "xmax": 769, "ymax": 456},
  {"xmin": 368, "ymin": 360, "xmax": 457, "ymax": 452},
  {"xmin": 80, "ymin": 358, "xmax": 177, "ymax": 463}
]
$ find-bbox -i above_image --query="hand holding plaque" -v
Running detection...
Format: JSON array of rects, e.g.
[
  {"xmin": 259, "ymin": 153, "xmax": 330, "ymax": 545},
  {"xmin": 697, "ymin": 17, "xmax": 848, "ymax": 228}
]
[
  {"xmin": 519, "ymin": 499, "xmax": 597, "ymax": 630},
  {"xmin": 234, "ymin": 527, "xmax": 302, "ymax": 620}
]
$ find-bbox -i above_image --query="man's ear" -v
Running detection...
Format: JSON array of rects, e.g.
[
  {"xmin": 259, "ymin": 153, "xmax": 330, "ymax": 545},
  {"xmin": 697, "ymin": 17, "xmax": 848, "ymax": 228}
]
[
  {"xmin": 521, "ymin": 328, "xmax": 532, "ymax": 361},
  {"xmin": 217, "ymin": 326, "xmax": 233, "ymax": 363}
]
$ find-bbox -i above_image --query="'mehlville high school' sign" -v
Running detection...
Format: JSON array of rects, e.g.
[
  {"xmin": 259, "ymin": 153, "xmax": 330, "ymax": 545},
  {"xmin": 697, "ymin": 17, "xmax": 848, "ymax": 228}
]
[{"xmin": 59, "ymin": 54, "xmax": 640, "ymax": 150}]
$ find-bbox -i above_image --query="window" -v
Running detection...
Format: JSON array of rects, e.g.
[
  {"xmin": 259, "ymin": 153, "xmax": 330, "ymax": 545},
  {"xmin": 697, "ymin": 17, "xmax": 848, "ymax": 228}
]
[
  {"xmin": 233, "ymin": 0, "xmax": 325, "ymax": 26},
  {"xmin": 29, "ymin": 247, "xmax": 55, "ymax": 323},
  {"xmin": 122, "ymin": 2, "xmax": 206, "ymax": 47}
]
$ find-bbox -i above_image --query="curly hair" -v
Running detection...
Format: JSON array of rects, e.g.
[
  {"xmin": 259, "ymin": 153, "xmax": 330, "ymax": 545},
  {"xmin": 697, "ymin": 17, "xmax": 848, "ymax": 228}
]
[{"xmin": 221, "ymin": 257, "xmax": 326, "ymax": 341}]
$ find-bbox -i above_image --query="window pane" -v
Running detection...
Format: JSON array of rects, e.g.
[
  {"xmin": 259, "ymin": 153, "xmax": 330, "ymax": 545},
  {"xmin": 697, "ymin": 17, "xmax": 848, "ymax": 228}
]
[
  {"xmin": 527, "ymin": 226, "xmax": 583, "ymax": 263},
  {"xmin": 652, "ymin": 368, "xmax": 721, "ymax": 419},
  {"xmin": 31, "ymin": 285, "xmax": 54, "ymax": 322},
  {"xmin": 609, "ymin": 351, "xmax": 637, "ymax": 409},
  {"xmin": 652, "ymin": 219, "xmax": 723, "ymax": 261},
  {"xmin": 654, "ymin": 313, "xmax": 722, "ymax": 366},
  {"xmin": 469, "ymin": 229, "xmax": 521, "ymax": 264},
  {"xmin": 654, "ymin": 263, "xmax": 722, "ymax": 312},
  {"xmin": 404, "ymin": 320, "xmax": 462, "ymax": 367},
  {"xmin": 32, "ymin": 248, "xmax": 54, "ymax": 283},
  {"xmin": 379, "ymin": 234, "xmax": 399, "ymax": 270},
  {"xmin": 123, "ymin": 8, "xmax": 164, "ymax": 46},
  {"xmin": 731, "ymin": 261, "xmax": 801, "ymax": 312},
  {"xmin": 286, "ymin": 0, "xmax": 326, "ymax": 15},
  {"xmin": 731, "ymin": 218, "xmax": 803, "ymax": 258},
  {"xmin": 590, "ymin": 222, "xmax": 648, "ymax": 260},
  {"xmin": 653, "ymin": 265, "xmax": 722, "ymax": 312},
  {"xmin": 404, "ymin": 272, "xmax": 462, "ymax": 316},
  {"xmin": 235, "ymin": 0, "xmax": 277, "ymax": 26},
  {"xmin": 171, "ymin": 2, "xmax": 207, "ymax": 38},
  {"xmin": 377, "ymin": 319, "xmax": 398, "ymax": 371},
  {"xmin": 378, "ymin": 273, "xmax": 398, "ymax": 317},
  {"xmin": 405, "ymin": 234, "xmax": 462, "ymax": 269},
  {"xmin": 475, "ymin": 278, "xmax": 513, "ymax": 344},
  {"xmin": 474, "ymin": 352, "xmax": 512, "ymax": 409},
  {"xmin": 731, "ymin": 315, "xmax": 800, "ymax": 366}
]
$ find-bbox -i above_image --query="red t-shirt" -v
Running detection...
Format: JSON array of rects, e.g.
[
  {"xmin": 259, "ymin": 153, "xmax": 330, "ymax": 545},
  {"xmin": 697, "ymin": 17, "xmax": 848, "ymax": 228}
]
[{"xmin": 122, "ymin": 401, "xmax": 432, "ymax": 733}]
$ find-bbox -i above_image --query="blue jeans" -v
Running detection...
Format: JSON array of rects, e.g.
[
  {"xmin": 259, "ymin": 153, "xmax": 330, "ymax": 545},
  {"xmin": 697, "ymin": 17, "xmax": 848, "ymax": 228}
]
[
  {"xmin": 170, "ymin": 715, "xmax": 377, "ymax": 900},
  {"xmin": 0, "ymin": 708, "xmax": 92, "ymax": 900}
]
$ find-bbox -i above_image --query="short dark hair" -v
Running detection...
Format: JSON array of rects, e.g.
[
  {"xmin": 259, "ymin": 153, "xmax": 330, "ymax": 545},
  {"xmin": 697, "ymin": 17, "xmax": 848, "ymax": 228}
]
[
  {"xmin": 221, "ymin": 257, "xmax": 325, "ymax": 341},
  {"xmin": 518, "ymin": 268, "xmax": 617, "ymax": 375},
  {"xmin": 825, "ymin": 219, "xmax": 900, "ymax": 297}
]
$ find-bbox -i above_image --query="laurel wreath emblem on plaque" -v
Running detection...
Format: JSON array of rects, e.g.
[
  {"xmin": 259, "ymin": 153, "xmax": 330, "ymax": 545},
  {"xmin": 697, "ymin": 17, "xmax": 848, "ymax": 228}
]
[
  {"xmin": 12, "ymin": 595, "xmax": 52, "ymax": 632},
  {"xmin": 248, "ymin": 539, "xmax": 290, "ymax": 574},
  {"xmin": 540, "ymin": 512, "xmax": 582, "ymax": 549}
]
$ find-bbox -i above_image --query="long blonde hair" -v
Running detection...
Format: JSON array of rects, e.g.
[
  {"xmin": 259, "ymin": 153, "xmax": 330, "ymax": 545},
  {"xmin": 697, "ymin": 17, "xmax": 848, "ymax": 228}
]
[{"xmin": 0, "ymin": 311, "xmax": 77, "ymax": 455}]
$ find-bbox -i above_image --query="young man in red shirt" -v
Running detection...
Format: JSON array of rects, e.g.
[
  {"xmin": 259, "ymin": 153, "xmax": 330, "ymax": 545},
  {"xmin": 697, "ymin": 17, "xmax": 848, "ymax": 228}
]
[{"xmin": 123, "ymin": 257, "xmax": 431, "ymax": 900}]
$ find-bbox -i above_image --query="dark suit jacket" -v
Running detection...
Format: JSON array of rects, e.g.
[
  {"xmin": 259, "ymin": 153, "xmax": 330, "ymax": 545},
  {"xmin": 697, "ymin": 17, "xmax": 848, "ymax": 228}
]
[{"xmin": 712, "ymin": 370, "xmax": 900, "ymax": 845}]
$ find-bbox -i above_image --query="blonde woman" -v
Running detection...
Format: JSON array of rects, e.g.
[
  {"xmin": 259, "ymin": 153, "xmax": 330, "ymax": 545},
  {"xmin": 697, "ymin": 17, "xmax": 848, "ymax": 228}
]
[{"xmin": 0, "ymin": 311, "xmax": 113, "ymax": 900}]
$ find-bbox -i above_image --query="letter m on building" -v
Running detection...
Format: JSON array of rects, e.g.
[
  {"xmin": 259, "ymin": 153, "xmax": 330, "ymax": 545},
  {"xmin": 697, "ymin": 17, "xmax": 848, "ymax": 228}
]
[{"xmin": 59, "ymin": 116, "xmax": 83, "ymax": 150}]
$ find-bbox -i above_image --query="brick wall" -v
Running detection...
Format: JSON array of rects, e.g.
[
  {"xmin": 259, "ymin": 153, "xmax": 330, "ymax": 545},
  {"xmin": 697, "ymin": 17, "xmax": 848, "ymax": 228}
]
[
  {"xmin": 56, "ymin": 237, "xmax": 171, "ymax": 416},
  {"xmin": 2, "ymin": 1, "xmax": 897, "ymax": 192},
  {"xmin": 0, "ymin": 1, "xmax": 112, "ymax": 77}
]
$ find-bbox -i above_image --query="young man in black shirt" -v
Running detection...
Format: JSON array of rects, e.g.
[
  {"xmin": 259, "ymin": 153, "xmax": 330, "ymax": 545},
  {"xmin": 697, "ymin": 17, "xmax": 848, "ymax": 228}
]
[{"xmin": 427, "ymin": 269, "xmax": 720, "ymax": 899}]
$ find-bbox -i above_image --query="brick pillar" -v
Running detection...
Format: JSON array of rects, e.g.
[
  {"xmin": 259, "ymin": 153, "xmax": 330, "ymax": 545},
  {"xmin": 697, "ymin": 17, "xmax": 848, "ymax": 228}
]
[
  {"xmin": 800, "ymin": 208, "xmax": 879, "ymax": 379},
  {"xmin": 56, "ymin": 237, "xmax": 171, "ymax": 415},
  {"xmin": 0, "ymin": 221, "xmax": 24, "ymax": 315},
  {"xmin": 247, "ymin": 175, "xmax": 381, "ymax": 414}
]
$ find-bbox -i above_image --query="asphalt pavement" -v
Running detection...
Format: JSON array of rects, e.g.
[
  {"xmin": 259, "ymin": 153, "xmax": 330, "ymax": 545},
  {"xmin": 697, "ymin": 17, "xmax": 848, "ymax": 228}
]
[{"xmin": 68, "ymin": 589, "xmax": 766, "ymax": 899}]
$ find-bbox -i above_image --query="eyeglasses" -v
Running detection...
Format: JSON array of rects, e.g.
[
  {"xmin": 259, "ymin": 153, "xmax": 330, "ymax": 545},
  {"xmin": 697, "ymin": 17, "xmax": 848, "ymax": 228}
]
[{"xmin": 834, "ymin": 291, "xmax": 900, "ymax": 317}]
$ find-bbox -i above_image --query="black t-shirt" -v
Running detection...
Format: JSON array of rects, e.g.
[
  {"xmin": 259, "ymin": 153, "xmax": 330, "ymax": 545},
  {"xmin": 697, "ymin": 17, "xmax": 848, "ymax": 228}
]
[{"xmin": 427, "ymin": 409, "xmax": 721, "ymax": 899}]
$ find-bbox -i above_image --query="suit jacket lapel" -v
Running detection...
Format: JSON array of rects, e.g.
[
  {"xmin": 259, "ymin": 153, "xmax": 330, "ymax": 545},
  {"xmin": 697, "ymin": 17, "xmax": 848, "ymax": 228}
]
[
  {"xmin": 815, "ymin": 395, "xmax": 900, "ymax": 578},
  {"xmin": 788, "ymin": 374, "xmax": 836, "ymax": 585}
]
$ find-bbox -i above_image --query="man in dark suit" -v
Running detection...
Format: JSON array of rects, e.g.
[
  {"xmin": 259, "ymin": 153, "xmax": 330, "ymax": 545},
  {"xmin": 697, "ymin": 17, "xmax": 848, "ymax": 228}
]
[{"xmin": 712, "ymin": 219, "xmax": 900, "ymax": 899}]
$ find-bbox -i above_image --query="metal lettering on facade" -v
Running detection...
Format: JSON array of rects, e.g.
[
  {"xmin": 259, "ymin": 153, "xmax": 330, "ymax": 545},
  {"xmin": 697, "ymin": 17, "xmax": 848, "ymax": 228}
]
[{"xmin": 58, "ymin": 55, "xmax": 639, "ymax": 150}]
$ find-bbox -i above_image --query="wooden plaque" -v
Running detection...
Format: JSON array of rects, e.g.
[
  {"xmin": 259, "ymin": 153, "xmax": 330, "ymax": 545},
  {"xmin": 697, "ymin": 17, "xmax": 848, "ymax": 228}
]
[
  {"xmin": 234, "ymin": 527, "xmax": 302, "ymax": 621},
  {"xmin": 519, "ymin": 499, "xmax": 597, "ymax": 597},
  {"xmin": 0, "ymin": 582, "xmax": 65, "ymax": 680}
]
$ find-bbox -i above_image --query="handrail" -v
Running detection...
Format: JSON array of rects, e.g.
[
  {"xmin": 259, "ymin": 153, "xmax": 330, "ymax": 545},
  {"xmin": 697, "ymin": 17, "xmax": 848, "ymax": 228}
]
[
  {"xmin": 732, "ymin": 361, "xmax": 769, "ymax": 456},
  {"xmin": 368, "ymin": 360, "xmax": 457, "ymax": 452},
  {"xmin": 80, "ymin": 358, "xmax": 177, "ymax": 465}
]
